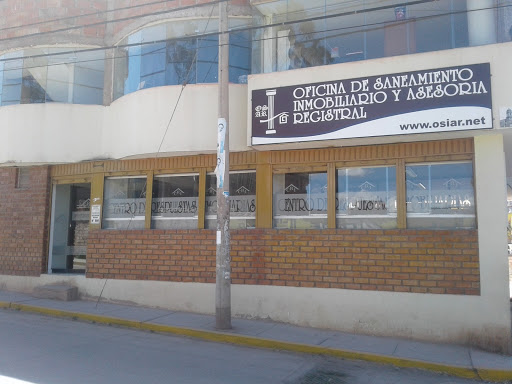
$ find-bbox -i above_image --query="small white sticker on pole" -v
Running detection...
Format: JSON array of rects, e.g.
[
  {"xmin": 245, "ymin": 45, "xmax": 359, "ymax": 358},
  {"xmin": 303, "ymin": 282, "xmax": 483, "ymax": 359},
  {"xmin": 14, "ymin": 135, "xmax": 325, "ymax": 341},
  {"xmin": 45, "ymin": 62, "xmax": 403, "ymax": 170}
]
[
  {"xmin": 216, "ymin": 118, "xmax": 227, "ymax": 189},
  {"xmin": 216, "ymin": 231, "xmax": 222, "ymax": 245}
]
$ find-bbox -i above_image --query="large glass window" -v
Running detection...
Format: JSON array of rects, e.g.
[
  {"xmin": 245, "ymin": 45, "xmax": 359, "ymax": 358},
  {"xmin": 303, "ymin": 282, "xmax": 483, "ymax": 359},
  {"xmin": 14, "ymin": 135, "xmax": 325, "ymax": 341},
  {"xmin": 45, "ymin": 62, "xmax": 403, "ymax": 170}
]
[
  {"xmin": 337, "ymin": 166, "xmax": 397, "ymax": 229},
  {"xmin": 273, "ymin": 172, "xmax": 327, "ymax": 229},
  {"xmin": 102, "ymin": 176, "xmax": 147, "ymax": 230},
  {"xmin": 151, "ymin": 174, "xmax": 199, "ymax": 229},
  {"xmin": 406, "ymin": 162, "xmax": 475, "ymax": 229},
  {"xmin": 113, "ymin": 18, "xmax": 251, "ymax": 100},
  {"xmin": 251, "ymin": 0, "xmax": 470, "ymax": 74},
  {"xmin": 205, "ymin": 172, "xmax": 256, "ymax": 229},
  {"xmin": 0, "ymin": 48, "xmax": 105, "ymax": 106}
]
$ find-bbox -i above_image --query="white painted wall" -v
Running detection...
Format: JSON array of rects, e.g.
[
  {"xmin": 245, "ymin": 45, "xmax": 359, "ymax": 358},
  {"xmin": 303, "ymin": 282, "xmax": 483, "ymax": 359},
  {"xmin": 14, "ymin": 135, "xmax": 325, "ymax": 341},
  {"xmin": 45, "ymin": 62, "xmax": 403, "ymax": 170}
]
[
  {"xmin": 247, "ymin": 42, "xmax": 512, "ymax": 150},
  {"xmin": 1, "ymin": 43, "xmax": 512, "ymax": 164},
  {"xmin": 0, "ymin": 41, "xmax": 511, "ymax": 353},
  {"xmin": 0, "ymin": 103, "xmax": 104, "ymax": 164},
  {"xmin": 103, "ymin": 84, "xmax": 248, "ymax": 159},
  {"xmin": 0, "ymin": 84, "xmax": 248, "ymax": 165}
]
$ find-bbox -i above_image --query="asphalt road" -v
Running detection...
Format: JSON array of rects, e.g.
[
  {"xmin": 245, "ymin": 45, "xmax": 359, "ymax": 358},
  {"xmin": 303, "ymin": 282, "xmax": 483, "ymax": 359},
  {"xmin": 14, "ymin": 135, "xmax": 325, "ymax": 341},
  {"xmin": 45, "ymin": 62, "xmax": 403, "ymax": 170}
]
[{"xmin": 0, "ymin": 310, "xmax": 491, "ymax": 384}]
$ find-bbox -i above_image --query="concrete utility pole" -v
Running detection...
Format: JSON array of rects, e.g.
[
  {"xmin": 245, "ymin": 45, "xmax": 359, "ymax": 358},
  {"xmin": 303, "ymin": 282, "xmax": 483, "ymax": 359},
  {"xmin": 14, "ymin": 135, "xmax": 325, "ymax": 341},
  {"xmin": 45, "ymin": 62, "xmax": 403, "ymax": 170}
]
[{"xmin": 215, "ymin": 0, "xmax": 231, "ymax": 330}]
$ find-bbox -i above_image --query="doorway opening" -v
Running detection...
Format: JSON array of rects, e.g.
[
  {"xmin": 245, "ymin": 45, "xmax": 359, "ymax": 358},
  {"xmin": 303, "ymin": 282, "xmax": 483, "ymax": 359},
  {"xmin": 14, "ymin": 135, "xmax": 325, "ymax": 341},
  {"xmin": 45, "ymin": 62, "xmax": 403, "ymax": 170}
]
[{"xmin": 49, "ymin": 183, "xmax": 91, "ymax": 274}]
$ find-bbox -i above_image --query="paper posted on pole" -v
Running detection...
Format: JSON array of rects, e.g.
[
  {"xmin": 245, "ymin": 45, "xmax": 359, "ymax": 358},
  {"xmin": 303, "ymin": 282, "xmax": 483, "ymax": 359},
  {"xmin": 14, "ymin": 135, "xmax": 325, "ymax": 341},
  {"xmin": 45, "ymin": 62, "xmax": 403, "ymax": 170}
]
[{"xmin": 215, "ymin": 118, "xmax": 227, "ymax": 189}]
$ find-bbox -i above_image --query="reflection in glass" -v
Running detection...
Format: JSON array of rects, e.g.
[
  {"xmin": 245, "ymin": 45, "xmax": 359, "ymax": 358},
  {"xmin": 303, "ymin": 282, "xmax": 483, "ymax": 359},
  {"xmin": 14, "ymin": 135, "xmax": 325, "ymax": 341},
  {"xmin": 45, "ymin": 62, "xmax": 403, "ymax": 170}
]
[
  {"xmin": 0, "ymin": 48, "xmax": 104, "ymax": 106},
  {"xmin": 50, "ymin": 183, "xmax": 91, "ymax": 274},
  {"xmin": 336, "ymin": 166, "xmax": 397, "ymax": 229},
  {"xmin": 2, "ymin": 52, "xmax": 23, "ymax": 105},
  {"xmin": 273, "ymin": 172, "xmax": 327, "ymax": 229},
  {"xmin": 151, "ymin": 175, "xmax": 199, "ymax": 229},
  {"xmin": 113, "ymin": 18, "xmax": 251, "ymax": 100},
  {"xmin": 252, "ymin": 0, "xmax": 471, "ymax": 74},
  {"xmin": 102, "ymin": 177, "xmax": 147, "ymax": 230},
  {"xmin": 205, "ymin": 172, "xmax": 256, "ymax": 229},
  {"xmin": 406, "ymin": 162, "xmax": 475, "ymax": 229}
]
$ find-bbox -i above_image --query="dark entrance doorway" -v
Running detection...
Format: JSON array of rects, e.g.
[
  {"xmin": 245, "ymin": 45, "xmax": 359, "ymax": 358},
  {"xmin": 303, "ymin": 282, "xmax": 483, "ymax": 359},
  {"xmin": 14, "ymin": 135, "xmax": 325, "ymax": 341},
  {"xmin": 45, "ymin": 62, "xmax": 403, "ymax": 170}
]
[{"xmin": 49, "ymin": 183, "xmax": 91, "ymax": 274}]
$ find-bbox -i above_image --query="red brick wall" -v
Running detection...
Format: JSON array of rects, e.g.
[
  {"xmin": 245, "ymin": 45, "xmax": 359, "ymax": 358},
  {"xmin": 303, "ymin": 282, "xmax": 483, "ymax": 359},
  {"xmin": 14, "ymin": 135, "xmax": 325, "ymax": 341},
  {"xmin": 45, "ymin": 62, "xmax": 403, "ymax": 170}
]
[
  {"xmin": 87, "ymin": 228, "xmax": 480, "ymax": 295},
  {"xmin": 0, "ymin": 167, "xmax": 51, "ymax": 276},
  {"xmin": 0, "ymin": 0, "xmax": 107, "ymax": 40},
  {"xmin": 0, "ymin": 0, "xmax": 251, "ymax": 44},
  {"xmin": 111, "ymin": 0, "xmax": 251, "ymax": 36}
]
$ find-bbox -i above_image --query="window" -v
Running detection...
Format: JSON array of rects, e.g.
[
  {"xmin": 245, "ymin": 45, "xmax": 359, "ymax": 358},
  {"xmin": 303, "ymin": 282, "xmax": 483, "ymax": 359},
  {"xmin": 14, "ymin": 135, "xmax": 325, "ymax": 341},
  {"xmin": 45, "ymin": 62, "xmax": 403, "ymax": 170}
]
[
  {"xmin": 406, "ymin": 162, "xmax": 475, "ymax": 229},
  {"xmin": 205, "ymin": 172, "xmax": 256, "ymax": 229},
  {"xmin": 102, "ymin": 176, "xmax": 147, "ymax": 230},
  {"xmin": 273, "ymin": 172, "xmax": 327, "ymax": 229},
  {"xmin": 252, "ymin": 0, "xmax": 471, "ymax": 74},
  {"xmin": 337, "ymin": 166, "xmax": 397, "ymax": 229},
  {"xmin": 113, "ymin": 18, "xmax": 251, "ymax": 100},
  {"xmin": 0, "ymin": 48, "xmax": 105, "ymax": 106},
  {"xmin": 151, "ymin": 174, "xmax": 199, "ymax": 229}
]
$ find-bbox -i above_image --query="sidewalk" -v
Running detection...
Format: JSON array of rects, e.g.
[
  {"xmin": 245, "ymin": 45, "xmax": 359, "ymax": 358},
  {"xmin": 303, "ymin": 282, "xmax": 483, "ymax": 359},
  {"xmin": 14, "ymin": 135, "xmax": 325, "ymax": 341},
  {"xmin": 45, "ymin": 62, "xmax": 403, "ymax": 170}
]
[{"xmin": 1, "ymin": 289, "xmax": 511, "ymax": 382}]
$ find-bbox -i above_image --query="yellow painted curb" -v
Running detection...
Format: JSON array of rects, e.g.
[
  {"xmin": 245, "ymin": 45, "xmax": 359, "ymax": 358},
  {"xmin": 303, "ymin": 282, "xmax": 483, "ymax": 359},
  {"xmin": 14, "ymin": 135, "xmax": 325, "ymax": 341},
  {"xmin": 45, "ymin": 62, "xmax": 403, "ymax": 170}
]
[{"xmin": 1, "ymin": 301, "xmax": 511, "ymax": 382}]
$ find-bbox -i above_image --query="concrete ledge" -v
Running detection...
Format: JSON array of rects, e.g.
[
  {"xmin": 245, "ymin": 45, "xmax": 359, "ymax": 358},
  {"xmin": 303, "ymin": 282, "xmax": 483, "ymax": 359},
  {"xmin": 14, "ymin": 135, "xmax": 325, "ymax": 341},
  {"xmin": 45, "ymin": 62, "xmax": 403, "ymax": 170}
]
[
  {"xmin": 33, "ymin": 285, "xmax": 78, "ymax": 301},
  {"xmin": 1, "ymin": 300, "xmax": 511, "ymax": 382}
]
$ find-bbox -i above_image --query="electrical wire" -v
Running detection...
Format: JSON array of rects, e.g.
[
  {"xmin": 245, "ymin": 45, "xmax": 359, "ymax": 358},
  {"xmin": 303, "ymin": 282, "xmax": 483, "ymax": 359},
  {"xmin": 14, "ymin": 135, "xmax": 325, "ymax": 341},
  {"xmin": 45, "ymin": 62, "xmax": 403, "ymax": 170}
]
[
  {"xmin": 119, "ymin": 2, "xmax": 218, "ymax": 235},
  {"xmin": 0, "ymin": 2, "xmax": 510, "ymax": 74},
  {"xmin": 156, "ymin": 3, "xmax": 218, "ymax": 155},
  {"xmin": 0, "ymin": 1, "xmax": 510, "ymax": 68},
  {"xmin": 0, "ymin": 0, "xmax": 181, "ymax": 33},
  {"xmin": 0, "ymin": 0, "xmax": 230, "ymax": 44}
]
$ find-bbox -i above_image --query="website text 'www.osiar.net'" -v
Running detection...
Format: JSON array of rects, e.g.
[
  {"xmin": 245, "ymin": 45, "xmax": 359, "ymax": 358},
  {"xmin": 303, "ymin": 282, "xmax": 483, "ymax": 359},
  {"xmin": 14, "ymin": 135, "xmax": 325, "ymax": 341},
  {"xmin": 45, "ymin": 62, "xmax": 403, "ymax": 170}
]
[{"xmin": 399, "ymin": 116, "xmax": 487, "ymax": 131}]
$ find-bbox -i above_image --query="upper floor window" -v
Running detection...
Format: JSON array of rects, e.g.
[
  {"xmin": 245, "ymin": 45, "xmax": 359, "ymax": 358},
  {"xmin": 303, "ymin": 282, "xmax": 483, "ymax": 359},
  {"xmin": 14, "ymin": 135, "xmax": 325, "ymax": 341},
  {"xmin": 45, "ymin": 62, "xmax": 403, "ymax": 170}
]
[
  {"xmin": 0, "ymin": 48, "xmax": 104, "ymax": 106},
  {"xmin": 113, "ymin": 18, "xmax": 251, "ymax": 100},
  {"xmin": 251, "ymin": 0, "xmax": 497, "ymax": 74}
]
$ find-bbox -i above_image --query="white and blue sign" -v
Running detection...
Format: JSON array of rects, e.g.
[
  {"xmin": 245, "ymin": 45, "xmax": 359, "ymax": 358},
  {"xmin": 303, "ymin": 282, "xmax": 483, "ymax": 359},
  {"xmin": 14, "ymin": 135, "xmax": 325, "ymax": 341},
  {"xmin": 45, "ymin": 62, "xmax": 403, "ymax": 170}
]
[{"xmin": 252, "ymin": 63, "xmax": 492, "ymax": 145}]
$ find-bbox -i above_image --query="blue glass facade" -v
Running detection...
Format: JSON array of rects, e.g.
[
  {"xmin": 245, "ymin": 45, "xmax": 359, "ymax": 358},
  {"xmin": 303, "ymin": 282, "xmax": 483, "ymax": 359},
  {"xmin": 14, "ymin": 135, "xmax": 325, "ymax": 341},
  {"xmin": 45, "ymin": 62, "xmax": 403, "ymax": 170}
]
[
  {"xmin": 1, "ymin": 1, "xmax": 511, "ymax": 106},
  {"xmin": 113, "ymin": 19, "xmax": 251, "ymax": 100},
  {"xmin": 0, "ymin": 49, "xmax": 105, "ymax": 106}
]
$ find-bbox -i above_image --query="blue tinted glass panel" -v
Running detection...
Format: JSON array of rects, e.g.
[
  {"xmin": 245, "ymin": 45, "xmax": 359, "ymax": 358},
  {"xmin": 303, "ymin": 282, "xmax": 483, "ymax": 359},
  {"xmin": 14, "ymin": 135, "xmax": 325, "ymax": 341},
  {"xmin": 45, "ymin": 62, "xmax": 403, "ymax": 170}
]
[
  {"xmin": 21, "ymin": 71, "xmax": 46, "ymax": 104},
  {"xmin": 0, "ymin": 60, "xmax": 4, "ymax": 104},
  {"xmin": 2, "ymin": 84, "xmax": 21, "ymax": 105},
  {"xmin": 197, "ymin": 36, "xmax": 218, "ymax": 83},
  {"xmin": 125, "ymin": 45, "xmax": 142, "ymax": 93},
  {"xmin": 46, "ymin": 50, "xmax": 73, "ymax": 103},
  {"xmin": 415, "ymin": 15, "xmax": 452, "ymax": 53},
  {"xmin": 140, "ymin": 43, "xmax": 166, "ymax": 89},
  {"xmin": 166, "ymin": 39, "xmax": 196, "ymax": 85},
  {"xmin": 251, "ymin": 0, "xmax": 479, "ymax": 74},
  {"xmin": 453, "ymin": 8, "xmax": 469, "ymax": 47},
  {"xmin": 74, "ymin": 66, "xmax": 104, "ymax": 88},
  {"xmin": 73, "ymin": 85, "xmax": 103, "ymax": 105},
  {"xmin": 229, "ymin": 31, "xmax": 250, "ymax": 83}
]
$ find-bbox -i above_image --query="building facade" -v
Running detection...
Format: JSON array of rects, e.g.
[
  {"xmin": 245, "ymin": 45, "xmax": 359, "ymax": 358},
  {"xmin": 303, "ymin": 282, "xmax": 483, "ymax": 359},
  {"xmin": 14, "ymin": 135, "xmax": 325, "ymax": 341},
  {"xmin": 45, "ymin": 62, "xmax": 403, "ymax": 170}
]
[{"xmin": 1, "ymin": 0, "xmax": 512, "ymax": 353}]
